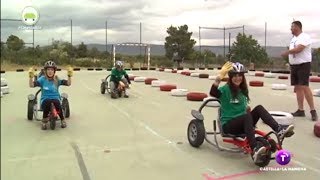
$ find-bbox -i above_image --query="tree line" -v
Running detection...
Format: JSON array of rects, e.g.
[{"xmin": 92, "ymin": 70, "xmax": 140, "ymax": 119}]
[{"xmin": 1, "ymin": 25, "xmax": 319, "ymax": 69}]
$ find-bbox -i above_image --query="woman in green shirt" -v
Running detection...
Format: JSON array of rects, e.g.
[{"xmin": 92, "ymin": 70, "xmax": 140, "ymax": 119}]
[{"xmin": 210, "ymin": 62, "xmax": 294, "ymax": 163}]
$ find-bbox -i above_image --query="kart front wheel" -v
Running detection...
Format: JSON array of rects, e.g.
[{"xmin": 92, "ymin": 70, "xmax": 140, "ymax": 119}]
[{"xmin": 187, "ymin": 119, "xmax": 205, "ymax": 148}]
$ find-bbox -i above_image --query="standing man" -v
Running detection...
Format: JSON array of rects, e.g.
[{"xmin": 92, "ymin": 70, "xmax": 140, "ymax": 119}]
[{"xmin": 281, "ymin": 21, "xmax": 318, "ymax": 121}]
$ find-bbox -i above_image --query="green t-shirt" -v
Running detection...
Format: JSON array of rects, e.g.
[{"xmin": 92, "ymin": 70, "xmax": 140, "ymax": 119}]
[
  {"xmin": 110, "ymin": 67, "xmax": 127, "ymax": 82},
  {"xmin": 218, "ymin": 84, "xmax": 248, "ymax": 127}
]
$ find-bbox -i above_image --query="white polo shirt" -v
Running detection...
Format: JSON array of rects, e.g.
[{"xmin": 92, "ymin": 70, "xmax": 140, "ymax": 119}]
[{"xmin": 289, "ymin": 32, "xmax": 312, "ymax": 65}]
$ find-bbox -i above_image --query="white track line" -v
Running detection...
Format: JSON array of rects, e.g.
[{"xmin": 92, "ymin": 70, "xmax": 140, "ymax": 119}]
[
  {"xmin": 291, "ymin": 160, "xmax": 320, "ymax": 174},
  {"xmin": 80, "ymin": 80, "xmax": 222, "ymax": 176}
]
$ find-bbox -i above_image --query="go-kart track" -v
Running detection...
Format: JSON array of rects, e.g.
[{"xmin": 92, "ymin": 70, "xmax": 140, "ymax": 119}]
[{"xmin": 1, "ymin": 69, "xmax": 320, "ymax": 180}]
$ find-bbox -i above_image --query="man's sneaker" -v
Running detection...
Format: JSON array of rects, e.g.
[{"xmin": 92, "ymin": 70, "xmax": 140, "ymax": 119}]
[
  {"xmin": 291, "ymin": 109, "xmax": 305, "ymax": 117},
  {"xmin": 252, "ymin": 144, "xmax": 267, "ymax": 163},
  {"xmin": 277, "ymin": 124, "xmax": 294, "ymax": 140},
  {"xmin": 311, "ymin": 110, "xmax": 318, "ymax": 121}
]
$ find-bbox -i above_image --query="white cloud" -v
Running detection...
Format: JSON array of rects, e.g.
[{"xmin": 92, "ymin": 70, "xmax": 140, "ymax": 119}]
[{"xmin": 1, "ymin": 0, "xmax": 319, "ymax": 47}]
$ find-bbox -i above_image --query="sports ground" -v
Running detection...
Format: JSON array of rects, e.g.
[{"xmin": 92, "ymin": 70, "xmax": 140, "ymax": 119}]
[{"xmin": 1, "ymin": 69, "xmax": 319, "ymax": 180}]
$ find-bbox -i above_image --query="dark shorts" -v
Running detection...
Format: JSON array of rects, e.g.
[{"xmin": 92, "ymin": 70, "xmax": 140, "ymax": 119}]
[{"xmin": 290, "ymin": 62, "xmax": 311, "ymax": 86}]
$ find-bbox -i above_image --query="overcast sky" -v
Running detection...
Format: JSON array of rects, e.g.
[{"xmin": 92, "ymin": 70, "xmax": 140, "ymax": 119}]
[{"xmin": 1, "ymin": 0, "xmax": 320, "ymax": 48}]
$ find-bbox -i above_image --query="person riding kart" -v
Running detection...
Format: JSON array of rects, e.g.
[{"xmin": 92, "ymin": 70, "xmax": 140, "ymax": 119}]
[
  {"xmin": 110, "ymin": 60, "xmax": 131, "ymax": 98},
  {"xmin": 28, "ymin": 61, "xmax": 73, "ymax": 130},
  {"xmin": 209, "ymin": 61, "xmax": 294, "ymax": 163}
]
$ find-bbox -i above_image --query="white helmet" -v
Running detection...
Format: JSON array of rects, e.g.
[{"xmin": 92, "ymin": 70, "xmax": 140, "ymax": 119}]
[
  {"xmin": 115, "ymin": 60, "xmax": 123, "ymax": 68},
  {"xmin": 229, "ymin": 62, "xmax": 246, "ymax": 74}
]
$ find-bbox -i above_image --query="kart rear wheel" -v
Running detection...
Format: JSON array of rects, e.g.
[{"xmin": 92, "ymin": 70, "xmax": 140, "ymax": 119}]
[
  {"xmin": 187, "ymin": 119, "xmax": 205, "ymax": 147},
  {"xmin": 27, "ymin": 100, "xmax": 34, "ymax": 120},
  {"xmin": 100, "ymin": 82, "xmax": 106, "ymax": 94},
  {"xmin": 252, "ymin": 137, "xmax": 272, "ymax": 167},
  {"xmin": 62, "ymin": 98, "xmax": 70, "ymax": 118}
]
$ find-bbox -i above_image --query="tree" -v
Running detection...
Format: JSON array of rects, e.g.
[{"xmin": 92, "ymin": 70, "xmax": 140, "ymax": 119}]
[
  {"xmin": 164, "ymin": 25, "xmax": 196, "ymax": 67},
  {"xmin": 6, "ymin": 35, "xmax": 24, "ymax": 51},
  {"xmin": 229, "ymin": 33, "xmax": 268, "ymax": 65},
  {"xmin": 77, "ymin": 42, "xmax": 87, "ymax": 58},
  {"xmin": 6, "ymin": 35, "xmax": 25, "ymax": 63},
  {"xmin": 88, "ymin": 47, "xmax": 99, "ymax": 59}
]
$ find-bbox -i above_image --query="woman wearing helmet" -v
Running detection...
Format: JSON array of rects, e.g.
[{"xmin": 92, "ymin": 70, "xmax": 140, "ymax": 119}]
[
  {"xmin": 110, "ymin": 60, "xmax": 131, "ymax": 98},
  {"xmin": 28, "ymin": 61, "xmax": 73, "ymax": 130},
  {"xmin": 209, "ymin": 61, "xmax": 294, "ymax": 163}
]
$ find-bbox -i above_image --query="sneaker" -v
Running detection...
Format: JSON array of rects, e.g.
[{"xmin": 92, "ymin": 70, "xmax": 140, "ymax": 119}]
[
  {"xmin": 277, "ymin": 124, "xmax": 294, "ymax": 140},
  {"xmin": 291, "ymin": 109, "xmax": 305, "ymax": 117},
  {"xmin": 61, "ymin": 120, "xmax": 67, "ymax": 128},
  {"xmin": 252, "ymin": 144, "xmax": 267, "ymax": 163},
  {"xmin": 124, "ymin": 94, "xmax": 129, "ymax": 98},
  {"xmin": 310, "ymin": 110, "xmax": 318, "ymax": 121},
  {"xmin": 41, "ymin": 122, "xmax": 47, "ymax": 130},
  {"xmin": 111, "ymin": 91, "xmax": 117, "ymax": 99}
]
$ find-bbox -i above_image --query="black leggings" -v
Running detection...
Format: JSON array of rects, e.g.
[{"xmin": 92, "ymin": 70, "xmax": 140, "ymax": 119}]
[
  {"xmin": 222, "ymin": 105, "xmax": 279, "ymax": 150},
  {"xmin": 41, "ymin": 99, "xmax": 64, "ymax": 120}
]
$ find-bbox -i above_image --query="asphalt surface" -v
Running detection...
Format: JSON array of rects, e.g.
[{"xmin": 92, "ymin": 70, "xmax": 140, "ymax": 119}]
[{"xmin": 1, "ymin": 69, "xmax": 319, "ymax": 180}]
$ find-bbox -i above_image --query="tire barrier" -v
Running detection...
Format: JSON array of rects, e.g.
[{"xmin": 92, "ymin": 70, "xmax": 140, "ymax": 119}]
[
  {"xmin": 134, "ymin": 76, "xmax": 146, "ymax": 82},
  {"xmin": 278, "ymin": 75, "xmax": 288, "ymax": 80},
  {"xmin": 160, "ymin": 84, "xmax": 177, "ymax": 91},
  {"xmin": 107, "ymin": 68, "xmax": 112, "ymax": 71},
  {"xmin": 255, "ymin": 72, "xmax": 264, "ymax": 77},
  {"xmin": 203, "ymin": 97, "xmax": 220, "ymax": 107},
  {"xmin": 132, "ymin": 68, "xmax": 139, "ymax": 71},
  {"xmin": 184, "ymin": 72, "xmax": 191, "ymax": 76},
  {"xmin": 187, "ymin": 92, "xmax": 208, "ymax": 101},
  {"xmin": 181, "ymin": 71, "xmax": 189, "ymax": 75},
  {"xmin": 56, "ymin": 68, "xmax": 62, "ymax": 71},
  {"xmin": 199, "ymin": 73, "xmax": 209, "ymax": 78},
  {"xmin": 95, "ymin": 68, "xmax": 103, "ymax": 71},
  {"xmin": 1, "ymin": 70, "xmax": 5, "ymax": 73},
  {"xmin": 190, "ymin": 73, "xmax": 200, "ymax": 77},
  {"xmin": 73, "ymin": 68, "xmax": 80, "ymax": 71},
  {"xmin": 318, "ymin": 74, "xmax": 320, "ymax": 77},
  {"xmin": 249, "ymin": 69, "xmax": 255, "ymax": 71},
  {"xmin": 247, "ymin": 72, "xmax": 255, "ymax": 76},
  {"xmin": 171, "ymin": 89, "xmax": 188, "ymax": 96},
  {"xmin": 172, "ymin": 70, "xmax": 177, "ymax": 73},
  {"xmin": 313, "ymin": 89, "xmax": 320, "ymax": 97},
  {"xmin": 149, "ymin": 67, "xmax": 156, "ymax": 70},
  {"xmin": 164, "ymin": 69, "xmax": 172, "ymax": 72},
  {"xmin": 271, "ymin": 84, "xmax": 287, "ymax": 90},
  {"xmin": 177, "ymin": 67, "xmax": 184, "ymax": 70},
  {"xmin": 217, "ymin": 67, "xmax": 221, "ymax": 70},
  {"xmin": 249, "ymin": 81, "xmax": 264, "ymax": 87},
  {"xmin": 177, "ymin": 70, "xmax": 183, "ymax": 74},
  {"xmin": 271, "ymin": 70, "xmax": 291, "ymax": 74},
  {"xmin": 207, "ymin": 67, "xmax": 214, "ymax": 70},
  {"xmin": 310, "ymin": 76, "xmax": 320, "ymax": 83},
  {"xmin": 125, "ymin": 68, "xmax": 131, "ymax": 71},
  {"xmin": 140, "ymin": 67, "xmax": 148, "ymax": 70},
  {"xmin": 189, "ymin": 67, "xmax": 195, "ymax": 70},
  {"xmin": 87, "ymin": 68, "xmax": 94, "ymax": 71},
  {"xmin": 16, "ymin": 69, "xmax": 24, "ymax": 72},
  {"xmin": 263, "ymin": 70, "xmax": 270, "ymax": 72},
  {"xmin": 209, "ymin": 75, "xmax": 216, "ymax": 80},
  {"xmin": 199, "ymin": 67, "xmax": 205, "ymax": 70},
  {"xmin": 145, "ymin": 78, "xmax": 158, "ymax": 85},
  {"xmin": 159, "ymin": 68, "xmax": 164, "ymax": 72},
  {"xmin": 151, "ymin": 80, "xmax": 166, "ymax": 87},
  {"xmin": 269, "ymin": 111, "xmax": 294, "ymax": 126},
  {"xmin": 129, "ymin": 76, "xmax": 138, "ymax": 81},
  {"xmin": 314, "ymin": 121, "xmax": 320, "ymax": 138},
  {"xmin": 265, "ymin": 73, "xmax": 276, "ymax": 78}
]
